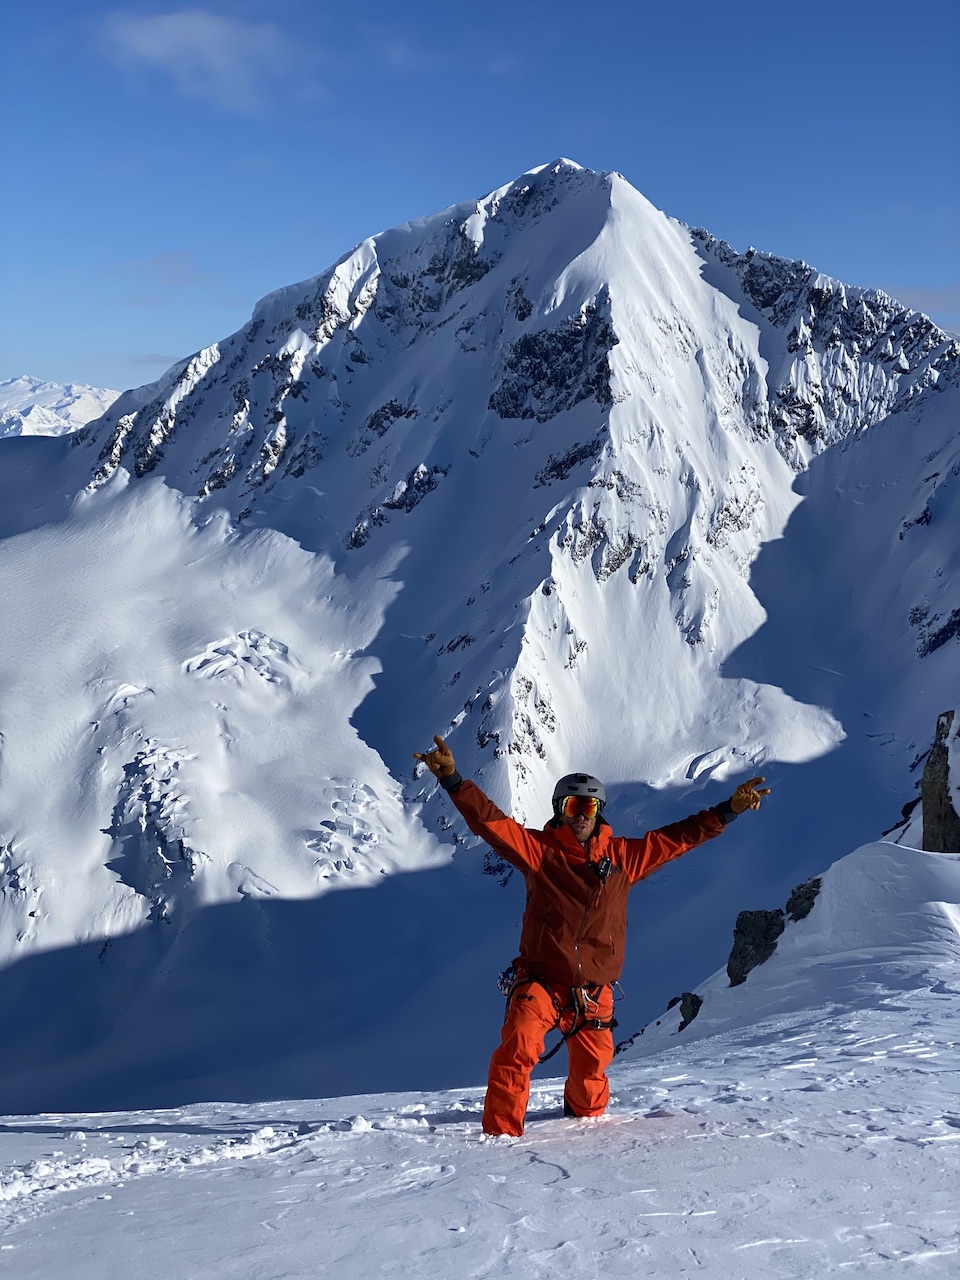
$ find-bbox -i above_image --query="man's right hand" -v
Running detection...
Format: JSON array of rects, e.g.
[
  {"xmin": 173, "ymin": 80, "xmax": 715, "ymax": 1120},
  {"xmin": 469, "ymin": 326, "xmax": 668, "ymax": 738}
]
[{"xmin": 413, "ymin": 734, "xmax": 456, "ymax": 779}]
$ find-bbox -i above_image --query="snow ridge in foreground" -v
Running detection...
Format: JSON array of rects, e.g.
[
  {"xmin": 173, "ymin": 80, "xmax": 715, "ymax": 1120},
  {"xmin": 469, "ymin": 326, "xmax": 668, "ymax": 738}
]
[{"xmin": 1, "ymin": 843, "xmax": 958, "ymax": 1277}]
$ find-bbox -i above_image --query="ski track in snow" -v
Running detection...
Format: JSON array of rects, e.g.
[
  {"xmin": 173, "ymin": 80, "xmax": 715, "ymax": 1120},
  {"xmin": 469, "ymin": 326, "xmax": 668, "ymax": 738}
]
[{"xmin": 1, "ymin": 993, "xmax": 958, "ymax": 1279}]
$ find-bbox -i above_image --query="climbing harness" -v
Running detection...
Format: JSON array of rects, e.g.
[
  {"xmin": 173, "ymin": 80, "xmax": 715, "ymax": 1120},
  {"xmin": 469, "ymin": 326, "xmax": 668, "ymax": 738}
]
[{"xmin": 498, "ymin": 969, "xmax": 618, "ymax": 1063}]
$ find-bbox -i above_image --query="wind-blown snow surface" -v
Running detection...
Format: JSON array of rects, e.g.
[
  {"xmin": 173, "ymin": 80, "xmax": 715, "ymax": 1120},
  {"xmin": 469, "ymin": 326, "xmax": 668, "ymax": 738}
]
[
  {"xmin": 1, "ymin": 842, "xmax": 958, "ymax": 1276},
  {"xmin": 0, "ymin": 375, "xmax": 119, "ymax": 438},
  {"xmin": 0, "ymin": 159, "xmax": 958, "ymax": 1111}
]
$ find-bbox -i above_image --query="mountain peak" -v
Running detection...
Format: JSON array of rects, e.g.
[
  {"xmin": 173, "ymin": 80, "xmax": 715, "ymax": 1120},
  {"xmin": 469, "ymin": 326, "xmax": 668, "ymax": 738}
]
[
  {"xmin": 526, "ymin": 156, "xmax": 587, "ymax": 174},
  {"xmin": 0, "ymin": 163, "xmax": 957, "ymax": 1111}
]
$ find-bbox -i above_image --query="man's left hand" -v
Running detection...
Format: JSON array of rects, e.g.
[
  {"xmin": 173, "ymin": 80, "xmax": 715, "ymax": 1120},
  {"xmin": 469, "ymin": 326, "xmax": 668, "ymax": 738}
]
[{"xmin": 730, "ymin": 776, "xmax": 770, "ymax": 814}]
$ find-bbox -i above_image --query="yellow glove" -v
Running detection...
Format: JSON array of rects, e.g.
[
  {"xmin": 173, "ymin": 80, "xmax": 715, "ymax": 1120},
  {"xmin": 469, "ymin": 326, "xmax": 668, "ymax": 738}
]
[
  {"xmin": 730, "ymin": 776, "xmax": 770, "ymax": 814},
  {"xmin": 413, "ymin": 734, "xmax": 456, "ymax": 779}
]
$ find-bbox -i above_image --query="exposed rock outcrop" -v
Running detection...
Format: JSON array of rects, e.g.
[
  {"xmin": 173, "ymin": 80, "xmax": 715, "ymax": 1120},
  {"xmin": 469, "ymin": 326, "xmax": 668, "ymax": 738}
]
[
  {"xmin": 726, "ymin": 875, "xmax": 824, "ymax": 986},
  {"xmin": 613, "ymin": 989, "xmax": 704, "ymax": 1054},
  {"xmin": 727, "ymin": 909, "xmax": 786, "ymax": 986},
  {"xmin": 667, "ymin": 990, "xmax": 704, "ymax": 1031},
  {"xmin": 922, "ymin": 709, "xmax": 960, "ymax": 852},
  {"xmin": 786, "ymin": 876, "xmax": 823, "ymax": 922}
]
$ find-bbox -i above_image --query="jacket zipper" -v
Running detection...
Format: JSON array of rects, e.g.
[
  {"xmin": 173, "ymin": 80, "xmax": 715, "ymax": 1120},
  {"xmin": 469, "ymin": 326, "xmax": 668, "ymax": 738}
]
[{"xmin": 573, "ymin": 874, "xmax": 602, "ymax": 986}]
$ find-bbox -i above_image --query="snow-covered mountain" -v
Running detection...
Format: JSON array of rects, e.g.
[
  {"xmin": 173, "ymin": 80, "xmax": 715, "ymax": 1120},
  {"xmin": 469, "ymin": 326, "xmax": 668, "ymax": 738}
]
[
  {"xmin": 0, "ymin": 159, "xmax": 957, "ymax": 1112},
  {"xmin": 0, "ymin": 375, "xmax": 119, "ymax": 438}
]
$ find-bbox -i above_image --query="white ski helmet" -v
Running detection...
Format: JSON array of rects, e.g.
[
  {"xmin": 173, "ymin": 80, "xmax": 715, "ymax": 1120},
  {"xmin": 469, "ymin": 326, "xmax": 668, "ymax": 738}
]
[{"xmin": 552, "ymin": 773, "xmax": 606, "ymax": 810}]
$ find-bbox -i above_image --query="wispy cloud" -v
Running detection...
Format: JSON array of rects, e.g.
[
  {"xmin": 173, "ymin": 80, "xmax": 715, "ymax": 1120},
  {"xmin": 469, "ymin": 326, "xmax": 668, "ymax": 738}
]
[
  {"xmin": 363, "ymin": 23, "xmax": 530, "ymax": 81},
  {"xmin": 99, "ymin": 9, "xmax": 307, "ymax": 112},
  {"xmin": 128, "ymin": 353, "xmax": 182, "ymax": 366},
  {"xmin": 110, "ymin": 249, "xmax": 220, "ymax": 308},
  {"xmin": 132, "ymin": 250, "xmax": 219, "ymax": 290},
  {"xmin": 112, "ymin": 293, "xmax": 167, "ymax": 308},
  {"xmin": 376, "ymin": 35, "xmax": 454, "ymax": 76}
]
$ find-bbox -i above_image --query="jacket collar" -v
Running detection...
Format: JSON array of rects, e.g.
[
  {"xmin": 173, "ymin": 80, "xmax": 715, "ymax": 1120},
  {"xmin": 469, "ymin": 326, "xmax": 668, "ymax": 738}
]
[{"xmin": 547, "ymin": 819, "xmax": 613, "ymax": 863}]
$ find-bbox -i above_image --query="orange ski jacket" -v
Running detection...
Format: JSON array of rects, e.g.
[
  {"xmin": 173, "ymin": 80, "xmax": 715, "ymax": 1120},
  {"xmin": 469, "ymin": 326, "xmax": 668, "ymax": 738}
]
[{"xmin": 446, "ymin": 778, "xmax": 731, "ymax": 987}]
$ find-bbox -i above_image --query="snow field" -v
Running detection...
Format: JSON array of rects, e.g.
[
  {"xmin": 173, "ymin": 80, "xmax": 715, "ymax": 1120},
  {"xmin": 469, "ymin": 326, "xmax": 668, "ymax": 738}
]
[
  {"xmin": 0, "ymin": 472, "xmax": 445, "ymax": 960},
  {"xmin": 1, "ymin": 986, "xmax": 957, "ymax": 1278},
  {"xmin": 1, "ymin": 838, "xmax": 959, "ymax": 1276}
]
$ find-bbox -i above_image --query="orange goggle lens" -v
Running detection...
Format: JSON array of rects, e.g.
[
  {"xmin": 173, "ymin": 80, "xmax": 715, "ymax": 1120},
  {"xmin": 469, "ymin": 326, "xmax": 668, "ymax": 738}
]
[{"xmin": 561, "ymin": 795, "xmax": 599, "ymax": 820}]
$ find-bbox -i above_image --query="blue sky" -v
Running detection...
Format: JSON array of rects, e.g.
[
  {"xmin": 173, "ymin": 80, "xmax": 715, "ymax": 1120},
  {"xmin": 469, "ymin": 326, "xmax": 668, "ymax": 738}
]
[{"xmin": 4, "ymin": 1, "xmax": 958, "ymax": 391}]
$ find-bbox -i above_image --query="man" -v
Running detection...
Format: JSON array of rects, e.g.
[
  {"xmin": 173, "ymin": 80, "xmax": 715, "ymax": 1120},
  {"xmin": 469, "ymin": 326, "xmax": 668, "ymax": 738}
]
[{"xmin": 413, "ymin": 734, "xmax": 768, "ymax": 1137}]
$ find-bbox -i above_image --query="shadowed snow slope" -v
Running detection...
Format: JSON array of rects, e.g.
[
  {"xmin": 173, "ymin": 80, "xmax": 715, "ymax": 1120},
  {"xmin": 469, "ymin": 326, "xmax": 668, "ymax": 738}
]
[
  {"xmin": 0, "ymin": 841, "xmax": 957, "ymax": 1277},
  {"xmin": 0, "ymin": 159, "xmax": 957, "ymax": 1111}
]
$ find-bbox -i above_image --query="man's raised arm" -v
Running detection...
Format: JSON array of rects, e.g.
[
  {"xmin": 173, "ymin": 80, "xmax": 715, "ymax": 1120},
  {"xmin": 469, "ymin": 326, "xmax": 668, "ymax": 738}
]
[{"xmin": 414, "ymin": 734, "xmax": 544, "ymax": 872}]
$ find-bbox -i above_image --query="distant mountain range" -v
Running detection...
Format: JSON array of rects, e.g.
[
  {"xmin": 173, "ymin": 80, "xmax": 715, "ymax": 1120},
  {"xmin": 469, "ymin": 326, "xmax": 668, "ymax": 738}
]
[
  {"xmin": 0, "ymin": 160, "xmax": 957, "ymax": 1112},
  {"xmin": 0, "ymin": 374, "xmax": 119, "ymax": 438}
]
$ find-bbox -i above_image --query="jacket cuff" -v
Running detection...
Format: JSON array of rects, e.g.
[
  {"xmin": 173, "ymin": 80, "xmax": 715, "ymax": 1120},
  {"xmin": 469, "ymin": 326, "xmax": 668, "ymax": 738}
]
[
  {"xmin": 715, "ymin": 800, "xmax": 738, "ymax": 825},
  {"xmin": 439, "ymin": 770, "xmax": 464, "ymax": 792}
]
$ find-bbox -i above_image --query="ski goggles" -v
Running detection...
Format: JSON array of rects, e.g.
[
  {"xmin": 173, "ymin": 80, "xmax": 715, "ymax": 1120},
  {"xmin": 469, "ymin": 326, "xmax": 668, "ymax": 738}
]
[{"xmin": 560, "ymin": 795, "xmax": 600, "ymax": 820}]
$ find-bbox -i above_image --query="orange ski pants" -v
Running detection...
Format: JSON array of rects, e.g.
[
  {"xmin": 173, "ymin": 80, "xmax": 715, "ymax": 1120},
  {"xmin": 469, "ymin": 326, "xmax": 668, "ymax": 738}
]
[{"xmin": 482, "ymin": 980, "xmax": 615, "ymax": 1136}]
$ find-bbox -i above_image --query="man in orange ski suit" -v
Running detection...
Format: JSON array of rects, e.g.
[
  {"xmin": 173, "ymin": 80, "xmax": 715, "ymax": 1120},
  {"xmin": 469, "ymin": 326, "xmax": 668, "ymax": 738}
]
[{"xmin": 414, "ymin": 734, "xmax": 768, "ymax": 1136}]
